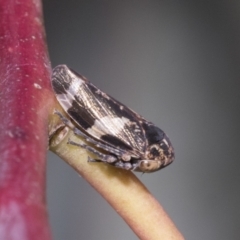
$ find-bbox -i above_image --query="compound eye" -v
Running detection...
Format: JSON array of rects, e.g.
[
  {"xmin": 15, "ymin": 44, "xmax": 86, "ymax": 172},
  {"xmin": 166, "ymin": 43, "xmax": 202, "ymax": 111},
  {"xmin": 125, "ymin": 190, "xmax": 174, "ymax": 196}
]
[
  {"xmin": 147, "ymin": 144, "xmax": 161, "ymax": 160},
  {"xmin": 139, "ymin": 160, "xmax": 161, "ymax": 173},
  {"xmin": 150, "ymin": 145, "xmax": 160, "ymax": 158}
]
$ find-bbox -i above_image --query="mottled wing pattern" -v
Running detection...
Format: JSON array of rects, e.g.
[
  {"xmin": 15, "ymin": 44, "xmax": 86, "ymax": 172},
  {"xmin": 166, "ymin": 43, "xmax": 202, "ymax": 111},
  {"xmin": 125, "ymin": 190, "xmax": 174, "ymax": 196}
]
[{"xmin": 51, "ymin": 65, "xmax": 147, "ymax": 157}]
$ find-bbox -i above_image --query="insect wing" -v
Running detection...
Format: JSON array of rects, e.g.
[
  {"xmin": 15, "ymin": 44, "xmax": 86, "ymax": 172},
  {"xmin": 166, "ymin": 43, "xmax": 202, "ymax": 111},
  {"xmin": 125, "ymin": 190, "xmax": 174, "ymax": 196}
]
[{"xmin": 51, "ymin": 65, "xmax": 147, "ymax": 157}]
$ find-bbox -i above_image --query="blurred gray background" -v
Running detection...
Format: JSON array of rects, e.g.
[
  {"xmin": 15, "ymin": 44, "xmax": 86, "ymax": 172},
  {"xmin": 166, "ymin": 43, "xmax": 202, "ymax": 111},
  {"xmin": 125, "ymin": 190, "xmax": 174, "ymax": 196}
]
[{"xmin": 43, "ymin": 1, "xmax": 240, "ymax": 239}]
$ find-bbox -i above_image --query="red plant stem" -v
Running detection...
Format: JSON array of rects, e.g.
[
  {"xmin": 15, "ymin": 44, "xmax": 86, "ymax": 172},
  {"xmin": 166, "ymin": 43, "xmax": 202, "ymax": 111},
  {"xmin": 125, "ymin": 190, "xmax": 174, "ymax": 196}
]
[{"xmin": 0, "ymin": 1, "xmax": 53, "ymax": 239}]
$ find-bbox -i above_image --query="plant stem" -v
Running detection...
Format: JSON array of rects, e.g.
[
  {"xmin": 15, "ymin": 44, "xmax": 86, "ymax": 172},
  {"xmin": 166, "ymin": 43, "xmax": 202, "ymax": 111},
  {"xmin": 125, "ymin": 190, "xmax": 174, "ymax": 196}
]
[
  {"xmin": 50, "ymin": 121, "xmax": 184, "ymax": 240},
  {"xmin": 0, "ymin": 0, "xmax": 53, "ymax": 239}
]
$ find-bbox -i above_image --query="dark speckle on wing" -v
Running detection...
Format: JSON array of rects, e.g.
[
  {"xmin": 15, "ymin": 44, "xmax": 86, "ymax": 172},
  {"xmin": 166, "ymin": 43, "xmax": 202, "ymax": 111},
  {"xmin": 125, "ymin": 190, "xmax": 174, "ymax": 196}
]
[
  {"xmin": 101, "ymin": 134, "xmax": 133, "ymax": 151},
  {"xmin": 67, "ymin": 100, "xmax": 95, "ymax": 129},
  {"xmin": 51, "ymin": 77, "xmax": 69, "ymax": 94}
]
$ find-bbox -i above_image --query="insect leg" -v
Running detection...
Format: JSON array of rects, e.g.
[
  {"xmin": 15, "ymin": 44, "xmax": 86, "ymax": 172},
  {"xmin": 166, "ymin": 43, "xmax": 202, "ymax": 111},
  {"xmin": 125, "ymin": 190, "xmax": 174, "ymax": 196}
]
[
  {"xmin": 55, "ymin": 109, "xmax": 128, "ymax": 157},
  {"xmin": 73, "ymin": 127, "xmax": 128, "ymax": 157},
  {"xmin": 111, "ymin": 161, "xmax": 133, "ymax": 170},
  {"xmin": 68, "ymin": 139, "xmax": 118, "ymax": 163},
  {"xmin": 87, "ymin": 156, "xmax": 133, "ymax": 170},
  {"xmin": 54, "ymin": 109, "xmax": 75, "ymax": 128}
]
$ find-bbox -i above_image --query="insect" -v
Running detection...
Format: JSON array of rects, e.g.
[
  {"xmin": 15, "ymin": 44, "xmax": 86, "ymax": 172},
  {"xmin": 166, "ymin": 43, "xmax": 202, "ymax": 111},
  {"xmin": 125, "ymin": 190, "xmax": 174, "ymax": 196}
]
[{"xmin": 51, "ymin": 65, "xmax": 174, "ymax": 172}]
